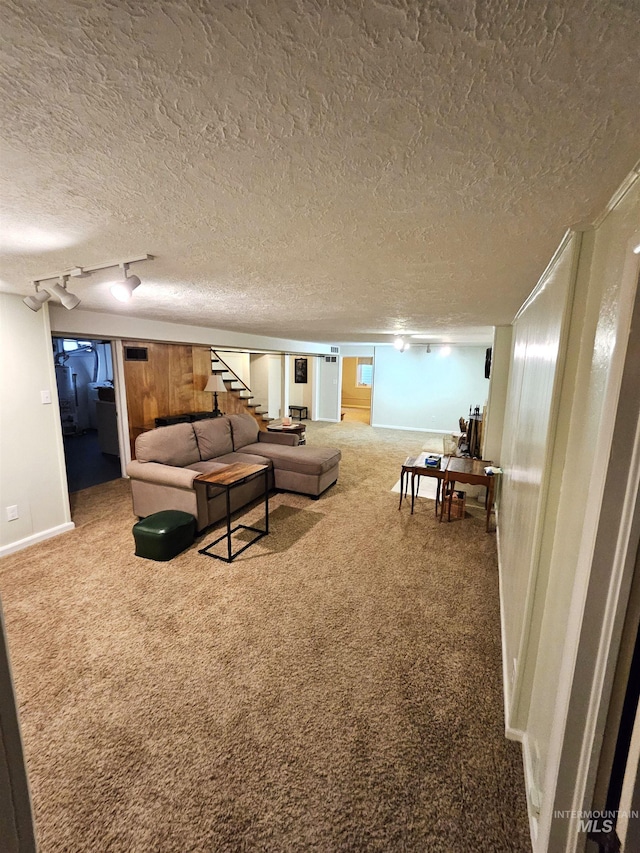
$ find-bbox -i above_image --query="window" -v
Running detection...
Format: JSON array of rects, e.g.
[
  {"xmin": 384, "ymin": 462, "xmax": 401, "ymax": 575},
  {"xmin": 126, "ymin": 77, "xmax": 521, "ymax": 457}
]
[
  {"xmin": 356, "ymin": 358, "xmax": 373, "ymax": 387},
  {"xmin": 62, "ymin": 339, "xmax": 92, "ymax": 351}
]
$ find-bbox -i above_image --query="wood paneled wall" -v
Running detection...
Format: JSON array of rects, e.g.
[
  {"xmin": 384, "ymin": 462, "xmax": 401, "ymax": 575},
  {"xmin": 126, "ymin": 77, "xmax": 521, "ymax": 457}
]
[{"xmin": 123, "ymin": 341, "xmax": 216, "ymax": 454}]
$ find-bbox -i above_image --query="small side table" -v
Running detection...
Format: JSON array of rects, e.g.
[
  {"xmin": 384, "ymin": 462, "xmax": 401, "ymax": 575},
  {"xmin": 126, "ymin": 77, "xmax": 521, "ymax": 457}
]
[
  {"xmin": 266, "ymin": 420, "xmax": 306, "ymax": 445},
  {"xmin": 288, "ymin": 405, "xmax": 308, "ymax": 421},
  {"xmin": 196, "ymin": 463, "xmax": 269, "ymax": 562}
]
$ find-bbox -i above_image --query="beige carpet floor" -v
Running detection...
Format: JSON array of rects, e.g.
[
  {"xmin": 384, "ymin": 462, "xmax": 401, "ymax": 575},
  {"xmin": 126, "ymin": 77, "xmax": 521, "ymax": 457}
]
[{"xmin": 0, "ymin": 420, "xmax": 530, "ymax": 852}]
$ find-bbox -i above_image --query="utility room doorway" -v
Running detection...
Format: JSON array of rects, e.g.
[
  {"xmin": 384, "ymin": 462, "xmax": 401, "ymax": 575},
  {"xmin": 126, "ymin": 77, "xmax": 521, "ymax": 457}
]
[
  {"xmin": 52, "ymin": 337, "xmax": 122, "ymax": 492},
  {"xmin": 340, "ymin": 357, "xmax": 372, "ymax": 424}
]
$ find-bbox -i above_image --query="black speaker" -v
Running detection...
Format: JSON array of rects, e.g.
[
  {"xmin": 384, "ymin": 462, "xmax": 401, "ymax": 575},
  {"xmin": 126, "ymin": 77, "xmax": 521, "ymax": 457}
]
[{"xmin": 485, "ymin": 347, "xmax": 492, "ymax": 379}]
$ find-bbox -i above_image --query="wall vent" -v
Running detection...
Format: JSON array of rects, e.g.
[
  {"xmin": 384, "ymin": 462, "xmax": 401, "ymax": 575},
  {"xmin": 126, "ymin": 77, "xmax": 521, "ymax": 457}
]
[
  {"xmin": 330, "ymin": 346, "xmax": 339, "ymax": 354},
  {"xmin": 124, "ymin": 346, "xmax": 148, "ymax": 361}
]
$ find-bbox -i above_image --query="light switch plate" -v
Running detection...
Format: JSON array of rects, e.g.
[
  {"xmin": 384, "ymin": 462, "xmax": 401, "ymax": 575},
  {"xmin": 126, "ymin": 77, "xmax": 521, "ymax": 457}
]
[{"xmin": 41, "ymin": 390, "xmax": 52, "ymax": 404}]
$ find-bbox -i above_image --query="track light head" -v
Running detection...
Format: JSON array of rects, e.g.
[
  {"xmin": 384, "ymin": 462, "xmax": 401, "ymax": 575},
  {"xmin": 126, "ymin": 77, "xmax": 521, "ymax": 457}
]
[
  {"xmin": 47, "ymin": 279, "xmax": 81, "ymax": 310},
  {"xmin": 23, "ymin": 288, "xmax": 51, "ymax": 312},
  {"xmin": 393, "ymin": 336, "xmax": 410, "ymax": 352},
  {"xmin": 110, "ymin": 270, "xmax": 141, "ymax": 303}
]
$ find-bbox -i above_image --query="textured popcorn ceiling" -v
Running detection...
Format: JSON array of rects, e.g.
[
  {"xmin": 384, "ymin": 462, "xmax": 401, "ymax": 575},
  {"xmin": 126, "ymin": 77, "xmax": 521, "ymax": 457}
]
[{"xmin": 1, "ymin": 0, "xmax": 639, "ymax": 344}]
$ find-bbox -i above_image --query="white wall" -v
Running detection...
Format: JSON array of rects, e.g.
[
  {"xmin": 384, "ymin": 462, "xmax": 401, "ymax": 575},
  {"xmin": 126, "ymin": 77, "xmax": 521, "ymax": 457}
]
[
  {"xmin": 216, "ymin": 351, "xmax": 250, "ymax": 386},
  {"xmin": 49, "ymin": 307, "xmax": 335, "ymax": 357},
  {"xmin": 288, "ymin": 355, "xmax": 313, "ymax": 412},
  {"xmin": 267, "ymin": 355, "xmax": 282, "ymax": 418},
  {"xmin": 316, "ymin": 356, "xmax": 340, "ymax": 421},
  {"xmin": 250, "ymin": 353, "xmax": 282, "ymax": 418},
  {"xmin": 528, "ymin": 176, "xmax": 640, "ymax": 852},
  {"xmin": 371, "ymin": 345, "xmax": 489, "ymax": 432},
  {"xmin": 496, "ymin": 170, "xmax": 640, "ymax": 852},
  {"xmin": 0, "ymin": 295, "xmax": 73, "ymax": 555},
  {"xmin": 483, "ymin": 327, "xmax": 512, "ymax": 464},
  {"xmin": 498, "ymin": 233, "xmax": 579, "ymax": 735}
]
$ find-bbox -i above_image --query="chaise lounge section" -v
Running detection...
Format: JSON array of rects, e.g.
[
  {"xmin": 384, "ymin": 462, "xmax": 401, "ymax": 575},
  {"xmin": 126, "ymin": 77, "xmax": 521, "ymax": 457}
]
[{"xmin": 126, "ymin": 413, "xmax": 340, "ymax": 531}]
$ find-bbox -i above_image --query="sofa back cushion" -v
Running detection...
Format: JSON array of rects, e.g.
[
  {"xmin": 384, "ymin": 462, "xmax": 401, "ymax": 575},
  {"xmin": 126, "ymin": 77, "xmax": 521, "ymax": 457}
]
[
  {"xmin": 193, "ymin": 417, "xmax": 233, "ymax": 460},
  {"xmin": 135, "ymin": 422, "xmax": 200, "ymax": 467},
  {"xmin": 229, "ymin": 413, "xmax": 259, "ymax": 450}
]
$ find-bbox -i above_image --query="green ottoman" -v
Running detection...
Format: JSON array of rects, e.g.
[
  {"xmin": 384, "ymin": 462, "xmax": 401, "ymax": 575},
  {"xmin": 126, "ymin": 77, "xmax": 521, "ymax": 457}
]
[{"xmin": 133, "ymin": 510, "xmax": 196, "ymax": 561}]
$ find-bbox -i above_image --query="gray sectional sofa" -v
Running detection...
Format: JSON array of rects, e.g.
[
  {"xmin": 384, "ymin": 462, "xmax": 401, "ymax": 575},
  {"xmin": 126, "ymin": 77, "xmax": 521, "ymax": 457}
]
[{"xmin": 126, "ymin": 413, "xmax": 341, "ymax": 531}]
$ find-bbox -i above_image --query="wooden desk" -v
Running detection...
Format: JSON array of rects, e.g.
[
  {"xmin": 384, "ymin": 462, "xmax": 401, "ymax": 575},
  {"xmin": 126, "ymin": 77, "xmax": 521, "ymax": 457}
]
[{"xmin": 440, "ymin": 457, "xmax": 496, "ymax": 532}]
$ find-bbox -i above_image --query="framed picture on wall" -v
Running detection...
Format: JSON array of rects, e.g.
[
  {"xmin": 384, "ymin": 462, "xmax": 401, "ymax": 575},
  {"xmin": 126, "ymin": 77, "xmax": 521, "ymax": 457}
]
[{"xmin": 294, "ymin": 358, "xmax": 307, "ymax": 384}]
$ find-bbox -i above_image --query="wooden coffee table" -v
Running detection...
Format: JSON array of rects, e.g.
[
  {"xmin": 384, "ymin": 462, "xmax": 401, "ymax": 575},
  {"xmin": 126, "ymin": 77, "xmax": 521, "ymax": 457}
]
[{"xmin": 195, "ymin": 463, "xmax": 269, "ymax": 562}]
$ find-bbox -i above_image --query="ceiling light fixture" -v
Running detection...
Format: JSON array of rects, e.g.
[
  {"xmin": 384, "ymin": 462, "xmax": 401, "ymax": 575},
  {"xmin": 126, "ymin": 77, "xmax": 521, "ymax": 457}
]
[
  {"xmin": 23, "ymin": 284, "xmax": 52, "ymax": 312},
  {"xmin": 48, "ymin": 277, "xmax": 81, "ymax": 310},
  {"xmin": 23, "ymin": 275, "xmax": 80, "ymax": 311},
  {"xmin": 23, "ymin": 254, "xmax": 153, "ymax": 313},
  {"xmin": 110, "ymin": 264, "xmax": 142, "ymax": 303}
]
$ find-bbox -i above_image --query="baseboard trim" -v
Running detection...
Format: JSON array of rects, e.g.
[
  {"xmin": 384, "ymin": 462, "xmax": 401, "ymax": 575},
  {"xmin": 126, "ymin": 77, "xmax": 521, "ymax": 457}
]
[
  {"xmin": 315, "ymin": 418, "xmax": 340, "ymax": 423},
  {"xmin": 521, "ymin": 732, "xmax": 540, "ymax": 849},
  {"xmin": 0, "ymin": 522, "xmax": 75, "ymax": 558},
  {"xmin": 496, "ymin": 510, "xmax": 516, "ymax": 735},
  {"xmin": 370, "ymin": 423, "xmax": 453, "ymax": 434}
]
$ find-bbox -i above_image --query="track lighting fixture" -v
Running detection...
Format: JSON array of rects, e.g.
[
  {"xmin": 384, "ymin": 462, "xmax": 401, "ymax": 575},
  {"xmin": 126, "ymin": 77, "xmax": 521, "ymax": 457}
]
[
  {"xmin": 23, "ymin": 254, "xmax": 152, "ymax": 312},
  {"xmin": 393, "ymin": 336, "xmax": 410, "ymax": 352},
  {"xmin": 48, "ymin": 277, "xmax": 81, "ymax": 310},
  {"xmin": 23, "ymin": 285, "xmax": 52, "ymax": 312},
  {"xmin": 23, "ymin": 276, "xmax": 80, "ymax": 311},
  {"xmin": 110, "ymin": 264, "xmax": 142, "ymax": 302}
]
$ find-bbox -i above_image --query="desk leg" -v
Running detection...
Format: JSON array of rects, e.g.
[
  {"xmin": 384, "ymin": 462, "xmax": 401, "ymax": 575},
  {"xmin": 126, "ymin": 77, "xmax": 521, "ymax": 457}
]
[
  {"xmin": 399, "ymin": 469, "xmax": 405, "ymax": 510},
  {"xmin": 435, "ymin": 479, "xmax": 440, "ymax": 516},
  {"xmin": 264, "ymin": 468, "xmax": 270, "ymax": 533},
  {"xmin": 411, "ymin": 473, "xmax": 416, "ymax": 515}
]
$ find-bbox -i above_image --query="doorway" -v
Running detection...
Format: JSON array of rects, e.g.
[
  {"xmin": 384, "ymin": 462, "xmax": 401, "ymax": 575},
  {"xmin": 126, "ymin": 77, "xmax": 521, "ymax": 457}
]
[
  {"xmin": 52, "ymin": 337, "xmax": 122, "ymax": 492},
  {"xmin": 340, "ymin": 357, "xmax": 372, "ymax": 424}
]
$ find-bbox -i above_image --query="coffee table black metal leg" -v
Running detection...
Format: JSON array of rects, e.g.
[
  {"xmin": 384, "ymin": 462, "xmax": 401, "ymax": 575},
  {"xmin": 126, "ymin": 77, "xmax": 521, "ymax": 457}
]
[
  {"xmin": 264, "ymin": 468, "xmax": 269, "ymax": 533},
  {"xmin": 411, "ymin": 473, "xmax": 416, "ymax": 514},
  {"xmin": 225, "ymin": 486, "xmax": 232, "ymax": 562}
]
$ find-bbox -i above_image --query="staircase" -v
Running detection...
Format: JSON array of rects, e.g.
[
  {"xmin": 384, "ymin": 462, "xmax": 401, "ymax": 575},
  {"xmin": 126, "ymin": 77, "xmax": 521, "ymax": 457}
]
[{"xmin": 210, "ymin": 351, "xmax": 273, "ymax": 430}]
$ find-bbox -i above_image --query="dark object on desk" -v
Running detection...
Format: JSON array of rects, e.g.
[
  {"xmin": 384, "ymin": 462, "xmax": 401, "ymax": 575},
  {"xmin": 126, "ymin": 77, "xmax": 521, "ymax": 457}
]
[{"xmin": 133, "ymin": 510, "xmax": 196, "ymax": 561}]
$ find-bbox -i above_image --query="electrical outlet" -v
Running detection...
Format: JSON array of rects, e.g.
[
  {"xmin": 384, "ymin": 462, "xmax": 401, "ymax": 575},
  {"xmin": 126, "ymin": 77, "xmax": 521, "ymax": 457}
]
[{"xmin": 6, "ymin": 505, "xmax": 18, "ymax": 521}]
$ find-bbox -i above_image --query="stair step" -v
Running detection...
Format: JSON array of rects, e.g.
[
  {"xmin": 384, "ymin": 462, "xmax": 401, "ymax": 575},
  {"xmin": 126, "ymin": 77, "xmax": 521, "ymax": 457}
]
[
  {"xmin": 246, "ymin": 403, "xmax": 259, "ymax": 409},
  {"xmin": 221, "ymin": 373, "xmax": 235, "ymax": 381},
  {"xmin": 211, "ymin": 369, "xmax": 225, "ymax": 375},
  {"xmin": 261, "ymin": 415, "xmax": 274, "ymax": 422},
  {"xmin": 230, "ymin": 383, "xmax": 244, "ymax": 390}
]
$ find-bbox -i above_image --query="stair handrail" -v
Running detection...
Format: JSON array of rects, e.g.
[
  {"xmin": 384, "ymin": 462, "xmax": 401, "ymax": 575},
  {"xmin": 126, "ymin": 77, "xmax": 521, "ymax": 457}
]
[{"xmin": 211, "ymin": 350, "xmax": 252, "ymax": 396}]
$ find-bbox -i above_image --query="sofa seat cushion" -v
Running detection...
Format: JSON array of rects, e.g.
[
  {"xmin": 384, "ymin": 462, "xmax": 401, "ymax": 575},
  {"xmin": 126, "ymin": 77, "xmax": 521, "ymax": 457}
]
[
  {"xmin": 212, "ymin": 451, "xmax": 274, "ymax": 468},
  {"xmin": 229, "ymin": 413, "xmax": 260, "ymax": 450},
  {"xmin": 238, "ymin": 443, "xmax": 340, "ymax": 475},
  {"xmin": 135, "ymin": 422, "xmax": 200, "ymax": 467},
  {"xmin": 193, "ymin": 417, "xmax": 233, "ymax": 460}
]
